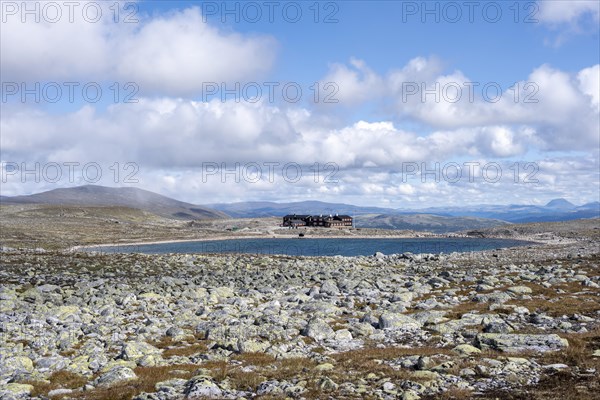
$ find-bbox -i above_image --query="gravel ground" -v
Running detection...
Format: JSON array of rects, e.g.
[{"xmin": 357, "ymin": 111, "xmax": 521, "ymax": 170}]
[{"xmin": 0, "ymin": 218, "xmax": 598, "ymax": 399}]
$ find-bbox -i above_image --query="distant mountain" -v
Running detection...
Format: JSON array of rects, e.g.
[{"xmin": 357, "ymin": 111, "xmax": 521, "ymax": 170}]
[
  {"xmin": 1, "ymin": 185, "xmax": 227, "ymax": 220},
  {"xmin": 3, "ymin": 187, "xmax": 597, "ymax": 228},
  {"xmin": 354, "ymin": 214, "xmax": 509, "ymax": 233},
  {"xmin": 207, "ymin": 200, "xmax": 394, "ymax": 218},
  {"xmin": 419, "ymin": 198, "xmax": 598, "ymax": 223},
  {"xmin": 545, "ymin": 198, "xmax": 575, "ymax": 210},
  {"xmin": 580, "ymin": 201, "xmax": 600, "ymax": 210},
  {"xmin": 208, "ymin": 198, "xmax": 600, "ymax": 225}
]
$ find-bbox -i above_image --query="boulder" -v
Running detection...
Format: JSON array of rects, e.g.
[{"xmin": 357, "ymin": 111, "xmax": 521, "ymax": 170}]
[
  {"xmin": 476, "ymin": 333, "xmax": 568, "ymax": 352},
  {"xmin": 120, "ymin": 342, "xmax": 162, "ymax": 362},
  {"xmin": 452, "ymin": 344, "xmax": 481, "ymax": 356},
  {"xmin": 302, "ymin": 318, "xmax": 335, "ymax": 341},
  {"xmin": 507, "ymin": 286, "xmax": 533, "ymax": 295},
  {"xmin": 97, "ymin": 367, "xmax": 138, "ymax": 387},
  {"xmin": 184, "ymin": 376, "xmax": 222, "ymax": 398},
  {"xmin": 378, "ymin": 312, "xmax": 422, "ymax": 330}
]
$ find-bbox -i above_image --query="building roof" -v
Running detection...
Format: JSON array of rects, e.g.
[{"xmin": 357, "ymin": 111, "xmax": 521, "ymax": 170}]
[{"xmin": 283, "ymin": 214, "xmax": 352, "ymax": 220}]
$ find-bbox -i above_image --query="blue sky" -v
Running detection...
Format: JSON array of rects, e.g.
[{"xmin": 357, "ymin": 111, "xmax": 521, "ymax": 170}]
[
  {"xmin": 1, "ymin": 1, "xmax": 599, "ymax": 207},
  {"xmin": 140, "ymin": 1, "xmax": 599, "ymax": 81}
]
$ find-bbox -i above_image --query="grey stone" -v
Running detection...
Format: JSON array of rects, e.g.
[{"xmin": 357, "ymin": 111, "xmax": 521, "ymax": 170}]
[
  {"xmin": 476, "ymin": 333, "xmax": 569, "ymax": 352},
  {"xmin": 507, "ymin": 286, "xmax": 533, "ymax": 295},
  {"xmin": 452, "ymin": 344, "xmax": 481, "ymax": 356},
  {"xmin": 378, "ymin": 312, "xmax": 422, "ymax": 330},
  {"xmin": 97, "ymin": 367, "xmax": 137, "ymax": 387},
  {"xmin": 184, "ymin": 376, "xmax": 222, "ymax": 398},
  {"xmin": 320, "ymin": 280, "xmax": 340, "ymax": 296},
  {"xmin": 120, "ymin": 341, "xmax": 162, "ymax": 362},
  {"xmin": 303, "ymin": 318, "xmax": 335, "ymax": 341}
]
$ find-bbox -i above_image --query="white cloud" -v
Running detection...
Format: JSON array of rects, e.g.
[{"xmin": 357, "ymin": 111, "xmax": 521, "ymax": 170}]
[
  {"xmin": 115, "ymin": 8, "xmax": 276, "ymax": 96},
  {"xmin": 322, "ymin": 58, "xmax": 385, "ymax": 105},
  {"xmin": 1, "ymin": 32, "xmax": 598, "ymax": 207},
  {"xmin": 536, "ymin": 0, "xmax": 600, "ymax": 46},
  {"xmin": 0, "ymin": 98, "xmax": 555, "ymax": 183},
  {"xmin": 578, "ymin": 64, "xmax": 600, "ymax": 109},
  {"xmin": 474, "ymin": 126, "xmax": 528, "ymax": 158},
  {"xmin": 537, "ymin": 0, "xmax": 600, "ymax": 25},
  {"xmin": 321, "ymin": 59, "xmax": 600, "ymax": 152},
  {"xmin": 1, "ymin": 4, "xmax": 276, "ymax": 96}
]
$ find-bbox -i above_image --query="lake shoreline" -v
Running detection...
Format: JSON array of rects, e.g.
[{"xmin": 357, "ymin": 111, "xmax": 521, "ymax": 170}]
[
  {"xmin": 71, "ymin": 234, "xmax": 545, "ymax": 255},
  {"xmin": 70, "ymin": 232, "xmax": 445, "ymax": 251}
]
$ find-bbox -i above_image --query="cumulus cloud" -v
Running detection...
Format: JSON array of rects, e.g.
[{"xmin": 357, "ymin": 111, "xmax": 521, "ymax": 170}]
[
  {"xmin": 536, "ymin": 0, "xmax": 600, "ymax": 45},
  {"xmin": 322, "ymin": 58, "xmax": 600, "ymax": 152},
  {"xmin": 537, "ymin": 0, "xmax": 600, "ymax": 25},
  {"xmin": 0, "ymin": 97, "xmax": 550, "ymax": 183},
  {"xmin": 0, "ymin": 99, "xmax": 303, "ymax": 167},
  {"xmin": 115, "ymin": 8, "xmax": 276, "ymax": 96},
  {"xmin": 0, "ymin": 4, "xmax": 276, "ymax": 96},
  {"xmin": 322, "ymin": 58, "xmax": 385, "ymax": 105},
  {"xmin": 1, "ymin": 14, "xmax": 597, "ymax": 208},
  {"xmin": 578, "ymin": 64, "xmax": 600, "ymax": 109}
]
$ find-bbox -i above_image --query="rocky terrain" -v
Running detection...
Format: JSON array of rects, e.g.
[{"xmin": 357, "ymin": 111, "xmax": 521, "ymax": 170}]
[{"xmin": 0, "ymin": 219, "xmax": 599, "ymax": 399}]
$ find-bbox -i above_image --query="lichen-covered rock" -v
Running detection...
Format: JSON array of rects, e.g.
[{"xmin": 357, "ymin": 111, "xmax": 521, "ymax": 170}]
[
  {"xmin": 320, "ymin": 280, "xmax": 340, "ymax": 296},
  {"xmin": 121, "ymin": 341, "xmax": 162, "ymax": 362},
  {"xmin": 452, "ymin": 344, "xmax": 481, "ymax": 356},
  {"xmin": 0, "ymin": 383, "xmax": 34, "ymax": 399},
  {"xmin": 0, "ymin": 356, "xmax": 34, "ymax": 378},
  {"xmin": 475, "ymin": 333, "xmax": 569, "ymax": 352},
  {"xmin": 302, "ymin": 318, "xmax": 335, "ymax": 341},
  {"xmin": 35, "ymin": 356, "xmax": 70, "ymax": 372},
  {"xmin": 184, "ymin": 376, "xmax": 222, "ymax": 398},
  {"xmin": 52, "ymin": 305, "xmax": 80, "ymax": 321},
  {"xmin": 0, "ymin": 229, "xmax": 598, "ymax": 400},
  {"xmin": 506, "ymin": 286, "xmax": 533, "ymax": 295},
  {"xmin": 378, "ymin": 312, "xmax": 422, "ymax": 330},
  {"xmin": 97, "ymin": 366, "xmax": 137, "ymax": 387}
]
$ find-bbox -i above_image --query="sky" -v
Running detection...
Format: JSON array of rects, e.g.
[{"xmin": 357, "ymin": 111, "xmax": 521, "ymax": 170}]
[{"xmin": 1, "ymin": 0, "xmax": 599, "ymax": 208}]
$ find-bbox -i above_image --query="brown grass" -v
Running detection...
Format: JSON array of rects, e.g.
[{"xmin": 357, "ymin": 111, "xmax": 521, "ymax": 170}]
[
  {"xmin": 199, "ymin": 355, "xmax": 317, "ymax": 394},
  {"xmin": 511, "ymin": 294, "xmax": 599, "ymax": 317},
  {"xmin": 147, "ymin": 336, "xmax": 173, "ymax": 349},
  {"xmin": 443, "ymin": 301, "xmax": 490, "ymax": 320},
  {"xmin": 27, "ymin": 371, "xmax": 88, "ymax": 398},
  {"xmin": 539, "ymin": 328, "xmax": 600, "ymax": 368},
  {"xmin": 162, "ymin": 342, "xmax": 209, "ymax": 358},
  {"xmin": 329, "ymin": 345, "xmax": 456, "ymax": 386},
  {"xmin": 202, "ymin": 360, "xmax": 229, "ymax": 382},
  {"xmin": 476, "ymin": 371, "xmax": 600, "ymax": 400},
  {"xmin": 333, "ymin": 346, "xmax": 452, "ymax": 364},
  {"xmin": 233, "ymin": 352, "xmax": 277, "ymax": 367},
  {"xmin": 433, "ymin": 388, "xmax": 474, "ymax": 400},
  {"xmin": 65, "ymin": 364, "xmax": 198, "ymax": 400}
]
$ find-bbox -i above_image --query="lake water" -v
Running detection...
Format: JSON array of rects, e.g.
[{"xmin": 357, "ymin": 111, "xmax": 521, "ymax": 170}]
[{"xmin": 92, "ymin": 237, "xmax": 533, "ymax": 257}]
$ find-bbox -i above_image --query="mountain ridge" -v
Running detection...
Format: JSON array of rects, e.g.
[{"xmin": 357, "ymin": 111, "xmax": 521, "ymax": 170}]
[
  {"xmin": 208, "ymin": 198, "xmax": 599, "ymax": 223},
  {"xmin": 0, "ymin": 185, "xmax": 227, "ymax": 220},
  {"xmin": 2, "ymin": 185, "xmax": 598, "ymax": 227}
]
